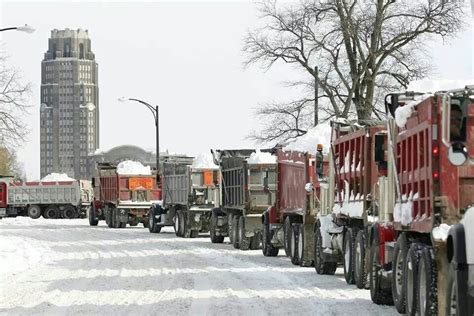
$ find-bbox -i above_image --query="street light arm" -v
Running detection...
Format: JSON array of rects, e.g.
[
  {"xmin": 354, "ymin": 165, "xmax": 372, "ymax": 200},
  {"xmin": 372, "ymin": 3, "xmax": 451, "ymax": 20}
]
[
  {"xmin": 0, "ymin": 25, "xmax": 35, "ymax": 33},
  {"xmin": 128, "ymin": 98, "xmax": 157, "ymax": 122}
]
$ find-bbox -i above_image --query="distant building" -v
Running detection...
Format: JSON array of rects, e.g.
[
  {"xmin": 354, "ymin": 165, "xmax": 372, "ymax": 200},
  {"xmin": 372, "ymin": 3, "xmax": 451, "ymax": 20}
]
[
  {"xmin": 88, "ymin": 145, "xmax": 193, "ymax": 178},
  {"xmin": 40, "ymin": 28, "xmax": 99, "ymax": 180}
]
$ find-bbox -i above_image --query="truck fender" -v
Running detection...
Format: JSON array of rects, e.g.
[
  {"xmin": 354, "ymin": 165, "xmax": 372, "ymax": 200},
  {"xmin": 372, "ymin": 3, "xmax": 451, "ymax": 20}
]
[{"xmin": 447, "ymin": 224, "xmax": 466, "ymax": 265}]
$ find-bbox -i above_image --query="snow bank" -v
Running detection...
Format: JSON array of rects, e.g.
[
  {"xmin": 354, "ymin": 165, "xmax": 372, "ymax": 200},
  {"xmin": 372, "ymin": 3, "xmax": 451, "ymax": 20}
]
[
  {"xmin": 192, "ymin": 153, "xmax": 219, "ymax": 169},
  {"xmin": 41, "ymin": 173, "xmax": 75, "ymax": 182},
  {"xmin": 247, "ymin": 149, "xmax": 277, "ymax": 164},
  {"xmin": 432, "ymin": 223, "xmax": 452, "ymax": 241},
  {"xmin": 284, "ymin": 123, "xmax": 331, "ymax": 153},
  {"xmin": 117, "ymin": 160, "xmax": 152, "ymax": 175},
  {"xmin": 393, "ymin": 192, "xmax": 419, "ymax": 225},
  {"xmin": 394, "ymin": 94, "xmax": 432, "ymax": 128}
]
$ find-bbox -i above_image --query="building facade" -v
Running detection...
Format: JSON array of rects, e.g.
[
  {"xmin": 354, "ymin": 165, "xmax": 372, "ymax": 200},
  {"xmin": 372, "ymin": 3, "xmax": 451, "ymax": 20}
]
[{"xmin": 40, "ymin": 28, "xmax": 99, "ymax": 180}]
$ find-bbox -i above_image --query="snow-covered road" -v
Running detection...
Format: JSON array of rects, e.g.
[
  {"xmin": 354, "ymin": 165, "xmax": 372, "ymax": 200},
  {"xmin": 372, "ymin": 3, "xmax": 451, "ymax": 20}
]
[{"xmin": 0, "ymin": 218, "xmax": 397, "ymax": 315}]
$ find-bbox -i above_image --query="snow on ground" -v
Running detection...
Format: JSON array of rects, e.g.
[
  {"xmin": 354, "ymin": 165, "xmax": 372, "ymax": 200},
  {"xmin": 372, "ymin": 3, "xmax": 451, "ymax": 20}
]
[
  {"xmin": 116, "ymin": 160, "xmax": 152, "ymax": 175},
  {"xmin": 0, "ymin": 217, "xmax": 397, "ymax": 315},
  {"xmin": 247, "ymin": 149, "xmax": 277, "ymax": 164},
  {"xmin": 284, "ymin": 123, "xmax": 331, "ymax": 154},
  {"xmin": 40, "ymin": 173, "xmax": 75, "ymax": 182},
  {"xmin": 192, "ymin": 153, "xmax": 219, "ymax": 169}
]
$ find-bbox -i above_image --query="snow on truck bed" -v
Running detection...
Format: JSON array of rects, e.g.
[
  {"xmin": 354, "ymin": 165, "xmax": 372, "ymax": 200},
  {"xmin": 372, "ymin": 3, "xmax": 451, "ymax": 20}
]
[
  {"xmin": 283, "ymin": 123, "xmax": 331, "ymax": 153},
  {"xmin": 116, "ymin": 160, "xmax": 152, "ymax": 175},
  {"xmin": 192, "ymin": 153, "xmax": 219, "ymax": 169},
  {"xmin": 247, "ymin": 149, "xmax": 277, "ymax": 164},
  {"xmin": 40, "ymin": 173, "xmax": 75, "ymax": 182}
]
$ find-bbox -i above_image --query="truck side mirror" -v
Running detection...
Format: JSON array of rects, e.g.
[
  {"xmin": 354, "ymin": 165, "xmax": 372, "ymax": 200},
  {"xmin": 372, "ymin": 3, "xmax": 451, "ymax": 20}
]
[{"xmin": 374, "ymin": 134, "xmax": 385, "ymax": 163}]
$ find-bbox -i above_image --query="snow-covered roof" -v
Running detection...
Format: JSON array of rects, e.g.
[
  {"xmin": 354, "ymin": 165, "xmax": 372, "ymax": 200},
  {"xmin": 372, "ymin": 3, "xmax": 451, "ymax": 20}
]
[
  {"xmin": 247, "ymin": 149, "xmax": 277, "ymax": 164},
  {"xmin": 192, "ymin": 153, "xmax": 219, "ymax": 169},
  {"xmin": 283, "ymin": 123, "xmax": 331, "ymax": 154},
  {"xmin": 40, "ymin": 173, "xmax": 75, "ymax": 182},
  {"xmin": 117, "ymin": 160, "xmax": 152, "ymax": 175}
]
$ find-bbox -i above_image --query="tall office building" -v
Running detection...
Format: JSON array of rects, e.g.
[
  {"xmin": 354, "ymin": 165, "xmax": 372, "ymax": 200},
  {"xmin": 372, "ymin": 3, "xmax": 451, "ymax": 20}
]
[{"xmin": 40, "ymin": 28, "xmax": 99, "ymax": 179}]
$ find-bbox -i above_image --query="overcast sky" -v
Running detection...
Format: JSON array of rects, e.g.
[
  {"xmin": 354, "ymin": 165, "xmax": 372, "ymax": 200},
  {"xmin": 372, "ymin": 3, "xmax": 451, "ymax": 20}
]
[{"xmin": 1, "ymin": 0, "xmax": 473, "ymax": 180}]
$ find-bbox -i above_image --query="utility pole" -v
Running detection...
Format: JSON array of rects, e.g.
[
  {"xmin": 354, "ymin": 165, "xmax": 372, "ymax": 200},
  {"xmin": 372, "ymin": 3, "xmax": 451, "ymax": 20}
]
[{"xmin": 314, "ymin": 66, "xmax": 319, "ymax": 127}]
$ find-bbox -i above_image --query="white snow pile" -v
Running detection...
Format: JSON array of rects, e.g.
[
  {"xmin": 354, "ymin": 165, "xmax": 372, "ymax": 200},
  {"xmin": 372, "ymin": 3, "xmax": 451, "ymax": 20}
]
[
  {"xmin": 40, "ymin": 173, "xmax": 75, "ymax": 182},
  {"xmin": 432, "ymin": 223, "xmax": 452, "ymax": 241},
  {"xmin": 117, "ymin": 160, "xmax": 152, "ymax": 175},
  {"xmin": 393, "ymin": 191, "xmax": 419, "ymax": 225},
  {"xmin": 284, "ymin": 123, "xmax": 331, "ymax": 153},
  {"xmin": 192, "ymin": 153, "xmax": 219, "ymax": 169},
  {"xmin": 332, "ymin": 181, "xmax": 365, "ymax": 218},
  {"xmin": 394, "ymin": 94, "xmax": 432, "ymax": 128},
  {"xmin": 247, "ymin": 149, "xmax": 277, "ymax": 164}
]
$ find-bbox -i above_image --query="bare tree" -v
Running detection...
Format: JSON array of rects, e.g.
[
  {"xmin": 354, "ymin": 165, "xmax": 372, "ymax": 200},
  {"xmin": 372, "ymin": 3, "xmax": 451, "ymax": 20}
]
[
  {"xmin": 0, "ymin": 51, "xmax": 32, "ymax": 149},
  {"xmin": 244, "ymin": 0, "xmax": 465, "ymax": 143},
  {"xmin": 0, "ymin": 147, "xmax": 25, "ymax": 180}
]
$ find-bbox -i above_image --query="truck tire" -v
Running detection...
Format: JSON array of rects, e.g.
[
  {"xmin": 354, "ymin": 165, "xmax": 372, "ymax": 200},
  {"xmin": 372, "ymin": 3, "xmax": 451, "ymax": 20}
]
[
  {"xmin": 392, "ymin": 233, "xmax": 408, "ymax": 313},
  {"xmin": 148, "ymin": 207, "xmax": 162, "ymax": 233},
  {"xmin": 446, "ymin": 261, "xmax": 469, "ymax": 316},
  {"xmin": 343, "ymin": 227, "xmax": 356, "ymax": 284},
  {"xmin": 178, "ymin": 211, "xmax": 185, "ymax": 237},
  {"xmin": 232, "ymin": 216, "xmax": 240, "ymax": 249},
  {"xmin": 262, "ymin": 221, "xmax": 279, "ymax": 257},
  {"xmin": 238, "ymin": 216, "xmax": 250, "ymax": 250},
  {"xmin": 62, "ymin": 205, "xmax": 77, "ymax": 219},
  {"xmin": 417, "ymin": 246, "xmax": 437, "ymax": 315},
  {"xmin": 27, "ymin": 205, "xmax": 41, "ymax": 219},
  {"xmin": 210, "ymin": 213, "xmax": 224, "ymax": 243},
  {"xmin": 404, "ymin": 243, "xmax": 422, "ymax": 315},
  {"xmin": 228, "ymin": 215, "xmax": 234, "ymax": 245},
  {"xmin": 369, "ymin": 230, "xmax": 393, "ymax": 305},
  {"xmin": 250, "ymin": 234, "xmax": 260, "ymax": 250},
  {"xmin": 298, "ymin": 225, "xmax": 312, "ymax": 267},
  {"xmin": 314, "ymin": 224, "xmax": 337, "ymax": 275},
  {"xmin": 284, "ymin": 217, "xmax": 292, "ymax": 257},
  {"xmin": 173, "ymin": 211, "xmax": 180, "ymax": 236},
  {"xmin": 190, "ymin": 230, "xmax": 199, "ymax": 238},
  {"xmin": 44, "ymin": 206, "xmax": 59, "ymax": 219},
  {"xmin": 290, "ymin": 224, "xmax": 301, "ymax": 265},
  {"xmin": 88, "ymin": 204, "xmax": 99, "ymax": 226},
  {"xmin": 354, "ymin": 230, "xmax": 367, "ymax": 289},
  {"xmin": 106, "ymin": 208, "xmax": 113, "ymax": 228}
]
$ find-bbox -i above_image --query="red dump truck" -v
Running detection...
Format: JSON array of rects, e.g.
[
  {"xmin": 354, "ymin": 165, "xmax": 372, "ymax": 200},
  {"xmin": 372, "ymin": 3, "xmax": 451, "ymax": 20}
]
[
  {"xmin": 315, "ymin": 121, "xmax": 386, "ymax": 287},
  {"xmin": 261, "ymin": 149, "xmax": 324, "ymax": 267},
  {"xmin": 89, "ymin": 162, "xmax": 161, "ymax": 228},
  {"xmin": 0, "ymin": 177, "xmax": 93, "ymax": 219},
  {"xmin": 367, "ymin": 88, "xmax": 474, "ymax": 315}
]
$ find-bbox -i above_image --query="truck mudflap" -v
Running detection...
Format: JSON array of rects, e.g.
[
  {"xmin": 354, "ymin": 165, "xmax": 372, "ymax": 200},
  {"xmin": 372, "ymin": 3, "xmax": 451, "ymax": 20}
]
[
  {"xmin": 185, "ymin": 209, "xmax": 212, "ymax": 231},
  {"xmin": 244, "ymin": 213, "xmax": 263, "ymax": 237}
]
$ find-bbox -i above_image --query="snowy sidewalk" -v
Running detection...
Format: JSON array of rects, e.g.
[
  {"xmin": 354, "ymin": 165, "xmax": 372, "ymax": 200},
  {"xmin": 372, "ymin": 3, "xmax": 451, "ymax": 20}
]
[{"xmin": 0, "ymin": 218, "xmax": 397, "ymax": 315}]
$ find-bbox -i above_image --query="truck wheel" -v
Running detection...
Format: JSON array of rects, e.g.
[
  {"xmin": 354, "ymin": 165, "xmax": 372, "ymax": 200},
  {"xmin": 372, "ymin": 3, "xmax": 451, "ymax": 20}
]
[
  {"xmin": 262, "ymin": 222, "xmax": 279, "ymax": 256},
  {"xmin": 232, "ymin": 216, "xmax": 240, "ymax": 249},
  {"xmin": 228, "ymin": 215, "xmax": 234, "ymax": 244},
  {"xmin": 369, "ymin": 230, "xmax": 393, "ymax": 305},
  {"xmin": 404, "ymin": 243, "xmax": 422, "ymax": 315},
  {"xmin": 417, "ymin": 246, "xmax": 437, "ymax": 315},
  {"xmin": 27, "ymin": 205, "xmax": 41, "ymax": 219},
  {"xmin": 210, "ymin": 213, "xmax": 224, "ymax": 243},
  {"xmin": 343, "ymin": 227, "xmax": 356, "ymax": 284},
  {"xmin": 62, "ymin": 205, "xmax": 77, "ymax": 219},
  {"xmin": 106, "ymin": 208, "xmax": 113, "ymax": 228},
  {"xmin": 238, "ymin": 216, "xmax": 250, "ymax": 250},
  {"xmin": 290, "ymin": 224, "xmax": 301, "ymax": 265},
  {"xmin": 298, "ymin": 225, "xmax": 312, "ymax": 267},
  {"xmin": 174, "ymin": 211, "xmax": 180, "ymax": 236},
  {"xmin": 44, "ymin": 206, "xmax": 59, "ymax": 219},
  {"xmin": 250, "ymin": 233, "xmax": 260, "ymax": 250},
  {"xmin": 446, "ymin": 261, "xmax": 468, "ymax": 316},
  {"xmin": 190, "ymin": 230, "xmax": 199, "ymax": 238},
  {"xmin": 354, "ymin": 230, "xmax": 367, "ymax": 289},
  {"xmin": 88, "ymin": 204, "xmax": 99, "ymax": 226},
  {"xmin": 284, "ymin": 217, "xmax": 292, "ymax": 257},
  {"xmin": 392, "ymin": 233, "xmax": 408, "ymax": 313},
  {"xmin": 314, "ymin": 224, "xmax": 337, "ymax": 275},
  {"xmin": 149, "ymin": 207, "xmax": 162, "ymax": 233},
  {"xmin": 178, "ymin": 211, "xmax": 185, "ymax": 237}
]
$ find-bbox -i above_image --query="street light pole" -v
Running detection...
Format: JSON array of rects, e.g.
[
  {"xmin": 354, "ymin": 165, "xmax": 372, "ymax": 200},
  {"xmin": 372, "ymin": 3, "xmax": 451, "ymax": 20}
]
[
  {"xmin": 118, "ymin": 97, "xmax": 160, "ymax": 185},
  {"xmin": 0, "ymin": 25, "xmax": 35, "ymax": 33}
]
